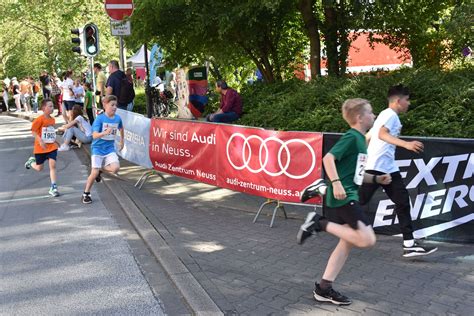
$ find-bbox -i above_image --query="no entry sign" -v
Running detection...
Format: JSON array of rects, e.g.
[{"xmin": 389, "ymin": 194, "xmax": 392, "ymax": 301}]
[{"xmin": 105, "ymin": 0, "xmax": 134, "ymax": 21}]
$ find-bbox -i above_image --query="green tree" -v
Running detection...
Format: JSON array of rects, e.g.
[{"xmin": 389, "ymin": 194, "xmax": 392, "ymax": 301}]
[{"xmin": 130, "ymin": 0, "xmax": 307, "ymax": 83}]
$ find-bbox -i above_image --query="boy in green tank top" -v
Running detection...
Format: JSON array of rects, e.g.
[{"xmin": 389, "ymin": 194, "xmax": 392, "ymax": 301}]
[{"xmin": 297, "ymin": 98, "xmax": 392, "ymax": 305}]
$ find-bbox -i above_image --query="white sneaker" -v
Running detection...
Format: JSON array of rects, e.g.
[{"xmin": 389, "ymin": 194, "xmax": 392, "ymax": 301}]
[{"xmin": 58, "ymin": 144, "xmax": 70, "ymax": 152}]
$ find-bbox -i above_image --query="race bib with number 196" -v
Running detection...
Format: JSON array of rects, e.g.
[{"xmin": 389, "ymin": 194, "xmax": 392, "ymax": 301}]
[{"xmin": 41, "ymin": 126, "xmax": 56, "ymax": 143}]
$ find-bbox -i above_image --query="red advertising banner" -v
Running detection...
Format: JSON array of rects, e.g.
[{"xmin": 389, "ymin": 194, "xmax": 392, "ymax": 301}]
[
  {"xmin": 149, "ymin": 119, "xmax": 323, "ymax": 203},
  {"xmin": 216, "ymin": 125, "xmax": 323, "ymax": 203},
  {"xmin": 149, "ymin": 119, "xmax": 218, "ymax": 185}
]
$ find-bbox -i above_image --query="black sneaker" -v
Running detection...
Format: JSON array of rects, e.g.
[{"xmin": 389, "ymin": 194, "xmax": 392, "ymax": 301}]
[
  {"xmin": 297, "ymin": 212, "xmax": 324, "ymax": 245},
  {"xmin": 95, "ymin": 171, "xmax": 102, "ymax": 183},
  {"xmin": 403, "ymin": 241, "xmax": 438, "ymax": 258},
  {"xmin": 82, "ymin": 193, "xmax": 92, "ymax": 204},
  {"xmin": 313, "ymin": 283, "xmax": 352, "ymax": 305},
  {"xmin": 301, "ymin": 179, "xmax": 327, "ymax": 203}
]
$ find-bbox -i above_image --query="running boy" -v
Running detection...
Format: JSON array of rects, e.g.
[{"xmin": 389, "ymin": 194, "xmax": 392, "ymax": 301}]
[
  {"xmin": 297, "ymin": 98, "xmax": 391, "ymax": 305},
  {"xmin": 359, "ymin": 84, "xmax": 438, "ymax": 258},
  {"xmin": 82, "ymin": 95, "xmax": 124, "ymax": 204},
  {"xmin": 25, "ymin": 99, "xmax": 60, "ymax": 197}
]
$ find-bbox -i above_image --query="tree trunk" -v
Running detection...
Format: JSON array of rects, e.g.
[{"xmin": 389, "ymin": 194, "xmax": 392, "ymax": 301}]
[
  {"xmin": 298, "ymin": 0, "xmax": 321, "ymax": 78},
  {"xmin": 323, "ymin": 3, "xmax": 340, "ymax": 77}
]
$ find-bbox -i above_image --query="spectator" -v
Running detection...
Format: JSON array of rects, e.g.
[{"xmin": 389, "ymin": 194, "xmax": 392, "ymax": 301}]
[
  {"xmin": 207, "ymin": 80, "xmax": 242, "ymax": 123},
  {"xmin": 51, "ymin": 73, "xmax": 62, "ymax": 117},
  {"xmin": 11, "ymin": 77, "xmax": 21, "ymax": 112},
  {"xmin": 58, "ymin": 105, "xmax": 93, "ymax": 151},
  {"xmin": 94, "ymin": 63, "xmax": 107, "ymax": 109},
  {"xmin": 19, "ymin": 77, "xmax": 32, "ymax": 112},
  {"xmin": 105, "ymin": 60, "xmax": 127, "ymax": 110},
  {"xmin": 61, "ymin": 71, "xmax": 75, "ymax": 122},
  {"xmin": 39, "ymin": 70, "xmax": 52, "ymax": 99},
  {"xmin": 30, "ymin": 77, "xmax": 41, "ymax": 113},
  {"xmin": 2, "ymin": 80, "xmax": 9, "ymax": 111},
  {"xmin": 125, "ymin": 68, "xmax": 135, "ymax": 111},
  {"xmin": 73, "ymin": 78, "xmax": 85, "ymax": 108},
  {"xmin": 83, "ymin": 82, "xmax": 95, "ymax": 124}
]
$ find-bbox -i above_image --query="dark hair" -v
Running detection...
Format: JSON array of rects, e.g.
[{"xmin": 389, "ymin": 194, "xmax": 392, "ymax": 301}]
[
  {"xmin": 71, "ymin": 104, "xmax": 84, "ymax": 120},
  {"xmin": 216, "ymin": 80, "xmax": 228, "ymax": 89},
  {"xmin": 387, "ymin": 84, "xmax": 410, "ymax": 99},
  {"xmin": 94, "ymin": 63, "xmax": 102, "ymax": 70},
  {"xmin": 109, "ymin": 60, "xmax": 120, "ymax": 69},
  {"xmin": 83, "ymin": 82, "xmax": 92, "ymax": 90},
  {"xmin": 41, "ymin": 98, "xmax": 52, "ymax": 108}
]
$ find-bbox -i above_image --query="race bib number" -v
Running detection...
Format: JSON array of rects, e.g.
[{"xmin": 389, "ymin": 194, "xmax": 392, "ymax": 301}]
[
  {"xmin": 354, "ymin": 153, "xmax": 367, "ymax": 185},
  {"xmin": 41, "ymin": 126, "xmax": 56, "ymax": 143},
  {"xmin": 102, "ymin": 123, "xmax": 119, "ymax": 141}
]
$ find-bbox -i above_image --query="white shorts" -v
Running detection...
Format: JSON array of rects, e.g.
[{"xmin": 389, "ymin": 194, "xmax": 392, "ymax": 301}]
[{"xmin": 91, "ymin": 152, "xmax": 119, "ymax": 169}]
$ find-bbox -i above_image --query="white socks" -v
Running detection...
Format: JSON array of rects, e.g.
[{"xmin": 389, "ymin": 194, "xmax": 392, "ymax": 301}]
[{"xmin": 403, "ymin": 239, "xmax": 415, "ymax": 247}]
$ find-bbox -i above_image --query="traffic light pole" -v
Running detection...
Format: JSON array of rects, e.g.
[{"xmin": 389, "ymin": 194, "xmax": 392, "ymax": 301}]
[{"xmin": 90, "ymin": 56, "xmax": 97, "ymax": 118}]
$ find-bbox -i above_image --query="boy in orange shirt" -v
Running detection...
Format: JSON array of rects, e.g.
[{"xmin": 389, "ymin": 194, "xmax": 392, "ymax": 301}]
[{"xmin": 25, "ymin": 99, "xmax": 60, "ymax": 197}]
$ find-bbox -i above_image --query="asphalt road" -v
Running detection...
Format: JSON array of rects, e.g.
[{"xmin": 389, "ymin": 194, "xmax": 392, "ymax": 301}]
[{"xmin": 0, "ymin": 115, "xmax": 165, "ymax": 315}]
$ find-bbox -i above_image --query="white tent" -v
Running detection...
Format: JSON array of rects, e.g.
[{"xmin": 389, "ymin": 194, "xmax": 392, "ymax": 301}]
[{"xmin": 127, "ymin": 45, "xmax": 151, "ymax": 68}]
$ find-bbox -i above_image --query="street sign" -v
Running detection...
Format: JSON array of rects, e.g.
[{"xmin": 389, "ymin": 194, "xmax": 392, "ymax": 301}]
[
  {"xmin": 110, "ymin": 20, "xmax": 131, "ymax": 36},
  {"xmin": 105, "ymin": 0, "xmax": 134, "ymax": 21}
]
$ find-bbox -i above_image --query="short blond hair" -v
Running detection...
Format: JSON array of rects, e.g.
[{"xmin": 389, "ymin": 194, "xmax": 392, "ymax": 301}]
[{"xmin": 342, "ymin": 98, "xmax": 371, "ymax": 125}]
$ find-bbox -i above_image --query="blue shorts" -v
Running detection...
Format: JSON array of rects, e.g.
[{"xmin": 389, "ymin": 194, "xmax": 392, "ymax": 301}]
[{"xmin": 35, "ymin": 150, "xmax": 57, "ymax": 165}]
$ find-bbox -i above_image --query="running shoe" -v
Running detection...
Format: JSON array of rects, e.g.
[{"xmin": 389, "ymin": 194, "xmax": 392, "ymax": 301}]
[
  {"xmin": 301, "ymin": 179, "xmax": 327, "ymax": 203},
  {"xmin": 297, "ymin": 212, "xmax": 324, "ymax": 245},
  {"xmin": 82, "ymin": 193, "xmax": 92, "ymax": 204},
  {"xmin": 403, "ymin": 241, "xmax": 438, "ymax": 258},
  {"xmin": 49, "ymin": 185, "xmax": 60, "ymax": 197},
  {"xmin": 58, "ymin": 144, "xmax": 70, "ymax": 152},
  {"xmin": 25, "ymin": 157, "xmax": 36, "ymax": 169},
  {"xmin": 313, "ymin": 283, "xmax": 352, "ymax": 305}
]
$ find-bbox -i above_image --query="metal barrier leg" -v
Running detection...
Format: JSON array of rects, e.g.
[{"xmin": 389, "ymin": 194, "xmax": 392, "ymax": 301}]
[
  {"xmin": 270, "ymin": 201, "xmax": 287, "ymax": 228},
  {"xmin": 134, "ymin": 170, "xmax": 170, "ymax": 190},
  {"xmin": 253, "ymin": 199, "xmax": 277, "ymax": 224}
]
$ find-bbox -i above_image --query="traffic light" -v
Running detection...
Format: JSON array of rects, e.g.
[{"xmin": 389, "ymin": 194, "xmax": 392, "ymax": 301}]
[
  {"xmin": 71, "ymin": 28, "xmax": 83, "ymax": 55},
  {"xmin": 83, "ymin": 23, "xmax": 99, "ymax": 57}
]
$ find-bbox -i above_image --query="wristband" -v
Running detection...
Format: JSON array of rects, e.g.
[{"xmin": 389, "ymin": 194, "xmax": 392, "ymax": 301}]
[
  {"xmin": 373, "ymin": 175, "xmax": 377, "ymax": 184},
  {"xmin": 331, "ymin": 178, "xmax": 341, "ymax": 183}
]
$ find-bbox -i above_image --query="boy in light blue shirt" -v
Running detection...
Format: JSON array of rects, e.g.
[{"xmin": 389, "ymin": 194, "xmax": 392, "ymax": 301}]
[{"xmin": 82, "ymin": 95, "xmax": 124, "ymax": 204}]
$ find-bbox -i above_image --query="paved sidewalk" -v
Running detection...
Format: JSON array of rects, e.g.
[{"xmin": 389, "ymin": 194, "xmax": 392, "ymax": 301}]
[{"xmin": 116, "ymin": 160, "xmax": 473, "ymax": 315}]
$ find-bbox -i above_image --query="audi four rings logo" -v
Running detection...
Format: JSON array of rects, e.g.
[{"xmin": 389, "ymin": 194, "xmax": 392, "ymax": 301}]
[{"xmin": 226, "ymin": 133, "xmax": 316, "ymax": 179}]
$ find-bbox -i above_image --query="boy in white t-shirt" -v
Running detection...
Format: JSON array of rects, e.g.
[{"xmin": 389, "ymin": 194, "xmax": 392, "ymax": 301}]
[{"xmin": 359, "ymin": 84, "xmax": 438, "ymax": 258}]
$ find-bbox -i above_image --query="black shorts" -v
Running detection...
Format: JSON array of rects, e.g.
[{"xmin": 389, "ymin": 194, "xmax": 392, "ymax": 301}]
[
  {"xmin": 325, "ymin": 201, "xmax": 369, "ymax": 230},
  {"xmin": 35, "ymin": 150, "xmax": 57, "ymax": 165},
  {"xmin": 63, "ymin": 100, "xmax": 75, "ymax": 111}
]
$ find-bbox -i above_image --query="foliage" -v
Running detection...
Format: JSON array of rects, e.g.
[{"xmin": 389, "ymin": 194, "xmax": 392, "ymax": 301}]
[
  {"xmin": 238, "ymin": 66, "xmax": 474, "ymax": 138},
  {"xmin": 129, "ymin": 0, "xmax": 307, "ymax": 83},
  {"xmin": 0, "ymin": 0, "xmax": 119, "ymax": 79}
]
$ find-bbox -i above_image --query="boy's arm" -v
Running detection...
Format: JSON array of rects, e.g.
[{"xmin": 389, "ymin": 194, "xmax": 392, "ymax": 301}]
[
  {"xmin": 322, "ymin": 152, "xmax": 346, "ymax": 200},
  {"xmin": 118, "ymin": 128, "xmax": 124, "ymax": 151},
  {"xmin": 363, "ymin": 172, "xmax": 391, "ymax": 185},
  {"xmin": 379, "ymin": 127, "xmax": 424, "ymax": 153},
  {"xmin": 32, "ymin": 131, "xmax": 46, "ymax": 149}
]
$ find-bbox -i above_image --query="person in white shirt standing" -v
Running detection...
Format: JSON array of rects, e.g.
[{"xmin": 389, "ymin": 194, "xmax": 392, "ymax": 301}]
[
  {"xmin": 60, "ymin": 71, "xmax": 75, "ymax": 123},
  {"xmin": 359, "ymin": 84, "xmax": 438, "ymax": 258}
]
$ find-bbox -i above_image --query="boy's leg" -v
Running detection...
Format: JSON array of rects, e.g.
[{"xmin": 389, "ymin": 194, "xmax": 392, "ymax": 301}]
[
  {"xmin": 321, "ymin": 238, "xmax": 353, "ymax": 282},
  {"xmin": 84, "ymin": 168, "xmax": 100, "ymax": 193},
  {"xmin": 381, "ymin": 172, "xmax": 414, "ymax": 241},
  {"xmin": 48, "ymin": 157, "xmax": 60, "ymax": 197}
]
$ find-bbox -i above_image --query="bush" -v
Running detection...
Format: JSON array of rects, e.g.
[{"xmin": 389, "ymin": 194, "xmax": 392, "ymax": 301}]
[{"xmin": 239, "ymin": 66, "xmax": 474, "ymax": 138}]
